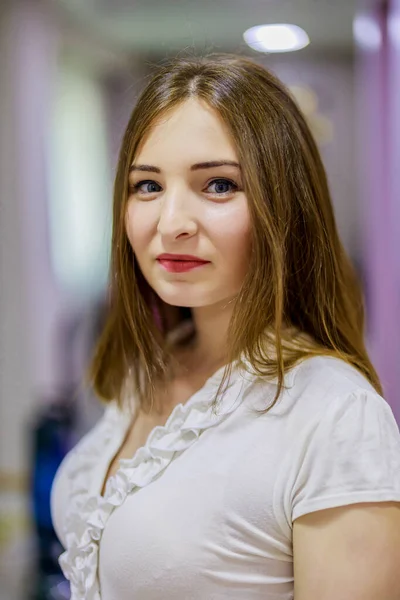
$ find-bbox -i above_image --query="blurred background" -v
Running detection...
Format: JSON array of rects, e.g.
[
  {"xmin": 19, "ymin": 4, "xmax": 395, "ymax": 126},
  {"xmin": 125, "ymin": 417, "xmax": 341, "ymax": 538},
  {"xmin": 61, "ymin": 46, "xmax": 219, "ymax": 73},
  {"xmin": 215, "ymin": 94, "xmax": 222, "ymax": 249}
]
[{"xmin": 0, "ymin": 0, "xmax": 399, "ymax": 598}]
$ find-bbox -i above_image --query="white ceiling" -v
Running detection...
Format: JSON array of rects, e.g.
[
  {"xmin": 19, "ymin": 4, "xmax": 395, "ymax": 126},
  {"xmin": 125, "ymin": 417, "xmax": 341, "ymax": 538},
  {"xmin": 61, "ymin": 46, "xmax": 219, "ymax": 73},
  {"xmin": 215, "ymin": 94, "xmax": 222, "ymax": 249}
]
[{"xmin": 49, "ymin": 0, "xmax": 357, "ymax": 57}]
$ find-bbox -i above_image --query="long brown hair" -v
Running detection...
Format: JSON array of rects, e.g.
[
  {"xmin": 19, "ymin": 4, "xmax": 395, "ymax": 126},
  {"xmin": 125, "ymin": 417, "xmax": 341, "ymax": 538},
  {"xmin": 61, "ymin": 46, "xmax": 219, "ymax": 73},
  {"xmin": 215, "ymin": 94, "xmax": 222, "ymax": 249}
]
[{"xmin": 90, "ymin": 54, "xmax": 382, "ymax": 413}]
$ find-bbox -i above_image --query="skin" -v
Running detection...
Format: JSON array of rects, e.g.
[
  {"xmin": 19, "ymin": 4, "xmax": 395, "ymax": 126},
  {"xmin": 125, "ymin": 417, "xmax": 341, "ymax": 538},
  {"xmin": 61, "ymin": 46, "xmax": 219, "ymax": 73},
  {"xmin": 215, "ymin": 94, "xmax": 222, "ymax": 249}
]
[
  {"xmin": 126, "ymin": 98, "xmax": 252, "ymax": 370},
  {"xmin": 293, "ymin": 502, "xmax": 400, "ymax": 599}
]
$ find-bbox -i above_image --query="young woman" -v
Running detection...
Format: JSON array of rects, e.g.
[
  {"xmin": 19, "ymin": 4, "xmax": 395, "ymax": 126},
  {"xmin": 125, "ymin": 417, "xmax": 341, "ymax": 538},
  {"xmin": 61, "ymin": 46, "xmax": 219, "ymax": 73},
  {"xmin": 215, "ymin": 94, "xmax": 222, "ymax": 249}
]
[{"xmin": 51, "ymin": 55, "xmax": 400, "ymax": 600}]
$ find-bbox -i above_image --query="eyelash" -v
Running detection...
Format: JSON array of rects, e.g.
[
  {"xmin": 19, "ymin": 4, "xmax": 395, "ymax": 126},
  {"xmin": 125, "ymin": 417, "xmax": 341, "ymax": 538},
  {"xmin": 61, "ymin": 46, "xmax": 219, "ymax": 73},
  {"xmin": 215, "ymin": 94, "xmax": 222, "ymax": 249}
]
[{"xmin": 128, "ymin": 178, "xmax": 240, "ymax": 198}]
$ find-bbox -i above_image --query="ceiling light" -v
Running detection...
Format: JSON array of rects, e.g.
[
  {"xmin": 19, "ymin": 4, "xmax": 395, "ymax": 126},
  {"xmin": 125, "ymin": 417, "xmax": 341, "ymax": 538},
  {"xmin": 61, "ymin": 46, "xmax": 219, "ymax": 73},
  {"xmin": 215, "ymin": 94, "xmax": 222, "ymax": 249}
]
[
  {"xmin": 353, "ymin": 15, "xmax": 382, "ymax": 51},
  {"xmin": 243, "ymin": 24, "xmax": 310, "ymax": 53}
]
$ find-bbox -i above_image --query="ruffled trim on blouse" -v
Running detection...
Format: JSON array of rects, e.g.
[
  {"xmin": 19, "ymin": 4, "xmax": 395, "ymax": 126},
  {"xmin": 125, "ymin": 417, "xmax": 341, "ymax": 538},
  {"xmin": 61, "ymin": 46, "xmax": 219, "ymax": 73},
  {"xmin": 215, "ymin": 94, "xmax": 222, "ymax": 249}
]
[{"xmin": 59, "ymin": 367, "xmax": 254, "ymax": 599}]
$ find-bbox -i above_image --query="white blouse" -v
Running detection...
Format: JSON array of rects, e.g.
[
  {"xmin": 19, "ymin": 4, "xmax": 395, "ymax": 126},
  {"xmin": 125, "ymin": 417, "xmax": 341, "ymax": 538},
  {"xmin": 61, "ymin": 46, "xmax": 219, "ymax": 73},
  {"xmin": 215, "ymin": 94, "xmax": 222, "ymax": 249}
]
[{"xmin": 51, "ymin": 355, "xmax": 400, "ymax": 600}]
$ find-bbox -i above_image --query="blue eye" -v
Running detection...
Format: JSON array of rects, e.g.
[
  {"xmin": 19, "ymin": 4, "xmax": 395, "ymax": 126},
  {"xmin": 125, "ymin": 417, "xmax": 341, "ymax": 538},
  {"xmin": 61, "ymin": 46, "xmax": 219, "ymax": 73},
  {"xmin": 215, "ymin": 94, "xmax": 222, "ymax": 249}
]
[
  {"xmin": 130, "ymin": 180, "xmax": 162, "ymax": 194},
  {"xmin": 128, "ymin": 177, "xmax": 240, "ymax": 197},
  {"xmin": 207, "ymin": 179, "xmax": 238, "ymax": 195}
]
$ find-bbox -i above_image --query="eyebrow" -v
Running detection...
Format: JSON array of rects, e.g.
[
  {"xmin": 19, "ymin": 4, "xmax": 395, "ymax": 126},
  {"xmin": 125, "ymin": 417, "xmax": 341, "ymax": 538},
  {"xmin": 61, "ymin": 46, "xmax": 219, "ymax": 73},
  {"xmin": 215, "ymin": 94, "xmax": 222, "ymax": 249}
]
[{"xmin": 129, "ymin": 160, "xmax": 241, "ymax": 174}]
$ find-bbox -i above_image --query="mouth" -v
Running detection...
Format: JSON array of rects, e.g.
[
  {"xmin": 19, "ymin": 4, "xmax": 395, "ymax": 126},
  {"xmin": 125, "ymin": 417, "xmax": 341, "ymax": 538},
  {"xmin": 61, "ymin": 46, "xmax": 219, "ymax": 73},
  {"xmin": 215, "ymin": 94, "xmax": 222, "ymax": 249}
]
[
  {"xmin": 157, "ymin": 253, "xmax": 209, "ymax": 262},
  {"xmin": 156, "ymin": 254, "xmax": 210, "ymax": 273}
]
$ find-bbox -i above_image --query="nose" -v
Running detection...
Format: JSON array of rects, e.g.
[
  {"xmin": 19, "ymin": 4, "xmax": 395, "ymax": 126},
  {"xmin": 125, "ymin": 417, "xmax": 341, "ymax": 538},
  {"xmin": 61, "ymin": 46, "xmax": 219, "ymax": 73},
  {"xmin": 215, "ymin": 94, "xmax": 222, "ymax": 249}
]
[{"xmin": 156, "ymin": 188, "xmax": 198, "ymax": 241}]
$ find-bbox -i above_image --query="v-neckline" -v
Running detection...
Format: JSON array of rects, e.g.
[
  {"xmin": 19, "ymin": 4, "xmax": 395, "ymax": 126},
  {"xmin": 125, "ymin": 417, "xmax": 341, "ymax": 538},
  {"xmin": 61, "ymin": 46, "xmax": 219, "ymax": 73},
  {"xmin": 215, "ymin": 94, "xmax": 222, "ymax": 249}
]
[
  {"xmin": 59, "ymin": 363, "xmax": 252, "ymax": 600},
  {"xmin": 95, "ymin": 361, "xmax": 234, "ymax": 499}
]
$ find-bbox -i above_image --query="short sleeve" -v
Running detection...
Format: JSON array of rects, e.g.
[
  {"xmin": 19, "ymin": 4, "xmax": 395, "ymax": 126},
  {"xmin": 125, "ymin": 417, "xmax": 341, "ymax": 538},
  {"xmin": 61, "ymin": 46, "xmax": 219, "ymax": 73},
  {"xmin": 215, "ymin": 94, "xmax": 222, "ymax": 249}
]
[{"xmin": 273, "ymin": 389, "xmax": 400, "ymax": 534}]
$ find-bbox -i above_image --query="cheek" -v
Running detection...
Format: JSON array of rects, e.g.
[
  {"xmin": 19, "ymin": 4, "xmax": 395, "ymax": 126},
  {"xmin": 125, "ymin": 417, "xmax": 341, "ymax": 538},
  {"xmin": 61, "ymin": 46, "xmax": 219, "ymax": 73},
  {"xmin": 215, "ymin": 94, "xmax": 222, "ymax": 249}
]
[
  {"xmin": 125, "ymin": 203, "xmax": 154, "ymax": 252},
  {"xmin": 211, "ymin": 205, "xmax": 252, "ymax": 258}
]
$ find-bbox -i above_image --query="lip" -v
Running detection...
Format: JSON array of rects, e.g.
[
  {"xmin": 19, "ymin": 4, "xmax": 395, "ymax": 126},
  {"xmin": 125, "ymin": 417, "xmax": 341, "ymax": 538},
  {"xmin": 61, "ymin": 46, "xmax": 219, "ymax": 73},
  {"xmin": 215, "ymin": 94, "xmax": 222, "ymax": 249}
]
[
  {"xmin": 156, "ymin": 253, "xmax": 209, "ymax": 262},
  {"xmin": 156, "ymin": 253, "xmax": 211, "ymax": 274}
]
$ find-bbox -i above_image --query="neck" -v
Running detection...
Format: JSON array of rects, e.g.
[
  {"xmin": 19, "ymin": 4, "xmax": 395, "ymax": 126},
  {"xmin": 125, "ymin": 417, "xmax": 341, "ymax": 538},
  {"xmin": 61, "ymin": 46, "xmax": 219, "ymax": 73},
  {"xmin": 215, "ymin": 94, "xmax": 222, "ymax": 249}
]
[{"xmin": 188, "ymin": 299, "xmax": 235, "ymax": 367}]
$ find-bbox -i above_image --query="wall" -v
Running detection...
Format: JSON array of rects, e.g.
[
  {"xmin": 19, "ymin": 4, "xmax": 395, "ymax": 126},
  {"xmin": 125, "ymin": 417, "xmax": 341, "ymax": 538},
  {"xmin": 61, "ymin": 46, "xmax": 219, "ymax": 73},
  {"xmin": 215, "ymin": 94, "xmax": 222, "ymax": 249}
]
[{"xmin": 264, "ymin": 52, "xmax": 359, "ymax": 262}]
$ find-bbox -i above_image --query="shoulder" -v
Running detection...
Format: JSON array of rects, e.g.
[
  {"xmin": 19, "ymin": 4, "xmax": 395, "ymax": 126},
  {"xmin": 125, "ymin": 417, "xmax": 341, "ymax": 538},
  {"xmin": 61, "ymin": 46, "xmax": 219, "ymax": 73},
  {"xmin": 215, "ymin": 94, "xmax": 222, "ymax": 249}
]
[
  {"xmin": 268, "ymin": 356, "xmax": 400, "ymax": 534},
  {"xmin": 274, "ymin": 355, "xmax": 400, "ymax": 477},
  {"xmin": 292, "ymin": 354, "xmax": 377, "ymax": 391},
  {"xmin": 266, "ymin": 355, "xmax": 381, "ymax": 423},
  {"xmin": 244, "ymin": 354, "xmax": 393, "ymax": 444}
]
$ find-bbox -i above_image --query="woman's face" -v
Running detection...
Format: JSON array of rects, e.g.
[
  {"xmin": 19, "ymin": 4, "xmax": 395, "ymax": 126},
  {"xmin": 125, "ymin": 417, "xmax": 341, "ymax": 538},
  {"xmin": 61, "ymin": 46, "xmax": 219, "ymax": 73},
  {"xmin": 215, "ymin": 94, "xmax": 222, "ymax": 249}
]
[{"xmin": 125, "ymin": 98, "xmax": 252, "ymax": 309}]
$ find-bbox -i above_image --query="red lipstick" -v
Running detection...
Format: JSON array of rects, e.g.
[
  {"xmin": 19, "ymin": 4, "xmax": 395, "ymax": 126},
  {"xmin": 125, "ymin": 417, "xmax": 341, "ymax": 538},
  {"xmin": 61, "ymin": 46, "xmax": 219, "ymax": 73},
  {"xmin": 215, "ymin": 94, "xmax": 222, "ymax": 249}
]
[{"xmin": 156, "ymin": 253, "xmax": 210, "ymax": 273}]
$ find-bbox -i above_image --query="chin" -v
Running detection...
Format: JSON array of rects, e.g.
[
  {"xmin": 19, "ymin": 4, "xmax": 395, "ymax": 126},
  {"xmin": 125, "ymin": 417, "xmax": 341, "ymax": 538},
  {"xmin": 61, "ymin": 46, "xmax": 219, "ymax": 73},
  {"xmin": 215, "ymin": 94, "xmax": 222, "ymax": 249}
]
[
  {"xmin": 158, "ymin": 295, "xmax": 210, "ymax": 309},
  {"xmin": 154, "ymin": 285, "xmax": 216, "ymax": 309}
]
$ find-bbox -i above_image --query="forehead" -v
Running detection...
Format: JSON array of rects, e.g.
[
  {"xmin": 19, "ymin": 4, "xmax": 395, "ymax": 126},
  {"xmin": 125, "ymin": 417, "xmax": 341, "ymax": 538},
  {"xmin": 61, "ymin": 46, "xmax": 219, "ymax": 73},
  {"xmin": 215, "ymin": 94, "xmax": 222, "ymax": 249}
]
[{"xmin": 134, "ymin": 98, "xmax": 238, "ymax": 164}]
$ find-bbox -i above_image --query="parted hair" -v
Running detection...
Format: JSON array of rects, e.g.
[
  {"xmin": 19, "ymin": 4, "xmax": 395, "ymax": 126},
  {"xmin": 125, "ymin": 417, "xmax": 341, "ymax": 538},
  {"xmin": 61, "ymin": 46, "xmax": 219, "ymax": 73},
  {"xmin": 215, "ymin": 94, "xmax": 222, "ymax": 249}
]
[{"xmin": 89, "ymin": 54, "xmax": 382, "ymax": 413}]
